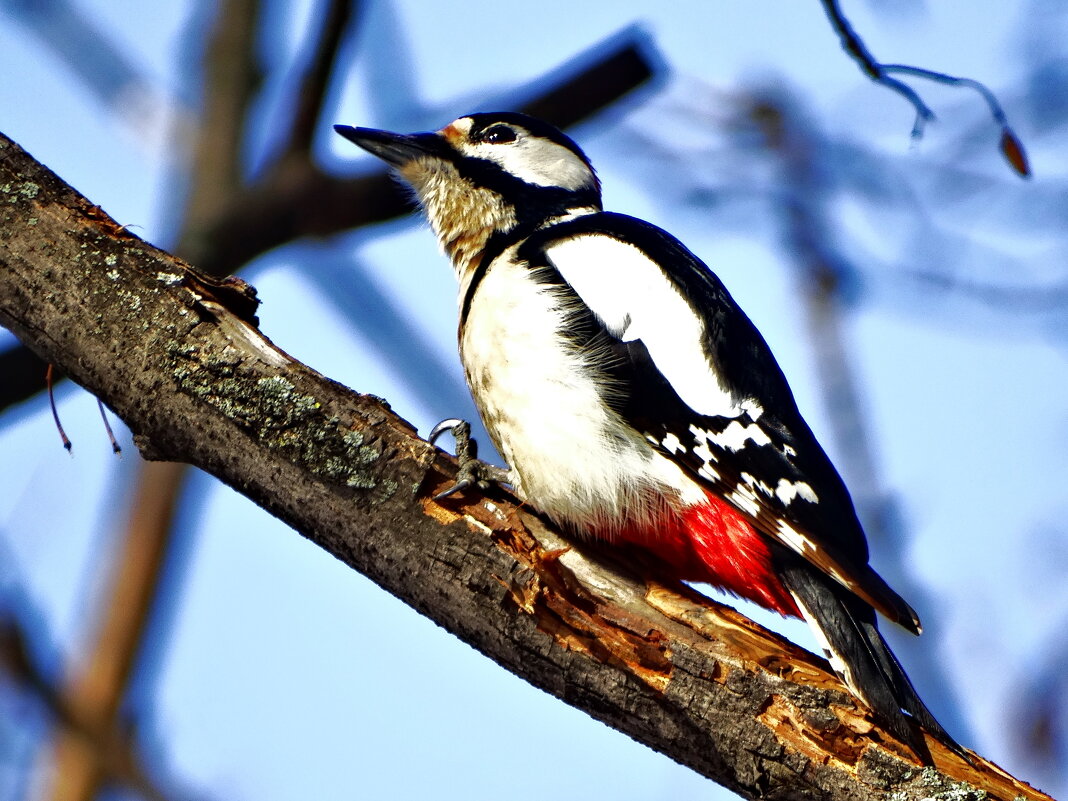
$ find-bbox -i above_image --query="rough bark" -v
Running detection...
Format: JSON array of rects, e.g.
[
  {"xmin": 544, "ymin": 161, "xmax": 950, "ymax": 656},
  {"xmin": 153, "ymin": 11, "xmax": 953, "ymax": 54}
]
[{"xmin": 0, "ymin": 132, "xmax": 1049, "ymax": 801}]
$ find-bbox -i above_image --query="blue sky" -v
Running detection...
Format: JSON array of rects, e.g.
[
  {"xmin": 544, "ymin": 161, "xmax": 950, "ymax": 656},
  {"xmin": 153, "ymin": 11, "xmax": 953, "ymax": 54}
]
[{"xmin": 1, "ymin": 1, "xmax": 1065, "ymax": 799}]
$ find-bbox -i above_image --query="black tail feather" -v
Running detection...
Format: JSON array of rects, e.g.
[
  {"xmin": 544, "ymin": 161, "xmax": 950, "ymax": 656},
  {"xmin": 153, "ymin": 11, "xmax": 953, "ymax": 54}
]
[{"xmin": 781, "ymin": 561, "xmax": 963, "ymax": 761}]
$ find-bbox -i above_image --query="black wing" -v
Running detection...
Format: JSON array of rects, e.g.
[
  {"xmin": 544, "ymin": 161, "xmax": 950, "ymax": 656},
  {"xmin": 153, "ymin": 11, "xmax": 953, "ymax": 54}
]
[{"xmin": 521, "ymin": 212, "xmax": 920, "ymax": 632}]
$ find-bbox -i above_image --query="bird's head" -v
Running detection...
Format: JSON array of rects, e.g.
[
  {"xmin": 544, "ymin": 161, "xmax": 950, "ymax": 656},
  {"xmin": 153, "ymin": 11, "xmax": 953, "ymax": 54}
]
[{"xmin": 335, "ymin": 113, "xmax": 602, "ymax": 274}]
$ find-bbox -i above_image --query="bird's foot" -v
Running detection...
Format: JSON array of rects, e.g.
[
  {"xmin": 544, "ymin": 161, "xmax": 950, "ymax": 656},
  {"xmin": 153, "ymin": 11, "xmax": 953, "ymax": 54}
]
[{"xmin": 428, "ymin": 418, "xmax": 511, "ymax": 500}]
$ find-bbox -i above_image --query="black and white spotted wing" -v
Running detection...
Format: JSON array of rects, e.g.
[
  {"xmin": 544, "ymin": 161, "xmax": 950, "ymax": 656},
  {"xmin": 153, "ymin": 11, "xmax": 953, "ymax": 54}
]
[{"xmin": 521, "ymin": 212, "xmax": 921, "ymax": 633}]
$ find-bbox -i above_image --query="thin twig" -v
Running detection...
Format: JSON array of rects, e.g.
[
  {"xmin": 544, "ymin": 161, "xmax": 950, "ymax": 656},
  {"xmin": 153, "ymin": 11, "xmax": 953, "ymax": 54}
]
[
  {"xmin": 820, "ymin": 0, "xmax": 934, "ymax": 138},
  {"xmin": 884, "ymin": 65, "xmax": 1007, "ymax": 126},
  {"xmin": 883, "ymin": 64, "xmax": 1031, "ymax": 176},
  {"xmin": 46, "ymin": 363, "xmax": 72, "ymax": 452},
  {"xmin": 820, "ymin": 0, "xmax": 1030, "ymax": 176},
  {"xmin": 96, "ymin": 399, "xmax": 122, "ymax": 454}
]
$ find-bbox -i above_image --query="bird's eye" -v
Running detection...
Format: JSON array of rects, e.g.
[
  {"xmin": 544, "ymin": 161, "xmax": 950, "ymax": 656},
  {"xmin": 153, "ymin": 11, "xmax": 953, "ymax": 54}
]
[{"xmin": 481, "ymin": 125, "xmax": 517, "ymax": 145}]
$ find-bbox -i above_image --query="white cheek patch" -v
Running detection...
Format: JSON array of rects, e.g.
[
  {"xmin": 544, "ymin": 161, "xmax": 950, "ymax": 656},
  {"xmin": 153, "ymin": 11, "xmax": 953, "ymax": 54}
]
[
  {"xmin": 461, "ymin": 137, "xmax": 594, "ymax": 191},
  {"xmin": 546, "ymin": 235, "xmax": 744, "ymax": 419},
  {"xmin": 507, "ymin": 138, "xmax": 593, "ymax": 190}
]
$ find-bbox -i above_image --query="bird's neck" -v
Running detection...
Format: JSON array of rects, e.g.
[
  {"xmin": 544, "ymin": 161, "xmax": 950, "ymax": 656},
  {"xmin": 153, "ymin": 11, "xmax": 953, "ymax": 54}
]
[
  {"xmin": 430, "ymin": 187, "xmax": 516, "ymax": 278},
  {"xmin": 401, "ymin": 160, "xmax": 514, "ymax": 278},
  {"xmin": 402, "ymin": 159, "xmax": 601, "ymax": 280}
]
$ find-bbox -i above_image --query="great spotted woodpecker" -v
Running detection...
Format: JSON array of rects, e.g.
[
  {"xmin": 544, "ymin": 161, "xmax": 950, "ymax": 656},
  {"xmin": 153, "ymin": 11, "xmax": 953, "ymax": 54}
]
[{"xmin": 334, "ymin": 112, "xmax": 961, "ymax": 758}]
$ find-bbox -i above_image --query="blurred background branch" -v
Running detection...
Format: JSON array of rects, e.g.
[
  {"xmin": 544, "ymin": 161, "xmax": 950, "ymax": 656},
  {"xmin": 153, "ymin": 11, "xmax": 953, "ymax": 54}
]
[{"xmin": 1, "ymin": 1, "xmax": 1065, "ymax": 799}]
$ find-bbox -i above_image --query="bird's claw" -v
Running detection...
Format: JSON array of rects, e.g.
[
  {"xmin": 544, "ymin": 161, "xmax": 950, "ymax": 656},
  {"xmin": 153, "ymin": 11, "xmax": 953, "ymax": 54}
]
[
  {"xmin": 429, "ymin": 418, "xmax": 467, "ymax": 447},
  {"xmin": 434, "ymin": 476, "xmax": 474, "ymax": 500},
  {"xmin": 428, "ymin": 417, "xmax": 510, "ymax": 500}
]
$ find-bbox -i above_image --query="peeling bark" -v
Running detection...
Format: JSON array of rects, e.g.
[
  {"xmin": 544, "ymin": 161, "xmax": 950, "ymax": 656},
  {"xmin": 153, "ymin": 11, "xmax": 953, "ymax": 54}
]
[{"xmin": 0, "ymin": 132, "xmax": 1050, "ymax": 801}]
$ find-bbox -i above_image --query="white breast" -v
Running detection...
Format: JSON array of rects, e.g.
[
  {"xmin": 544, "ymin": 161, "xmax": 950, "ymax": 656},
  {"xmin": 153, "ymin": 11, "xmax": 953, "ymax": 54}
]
[{"xmin": 459, "ymin": 247, "xmax": 705, "ymax": 536}]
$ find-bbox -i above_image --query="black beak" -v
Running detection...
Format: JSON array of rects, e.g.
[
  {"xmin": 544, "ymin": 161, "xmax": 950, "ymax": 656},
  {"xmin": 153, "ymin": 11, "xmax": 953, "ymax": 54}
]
[{"xmin": 333, "ymin": 124, "xmax": 445, "ymax": 166}]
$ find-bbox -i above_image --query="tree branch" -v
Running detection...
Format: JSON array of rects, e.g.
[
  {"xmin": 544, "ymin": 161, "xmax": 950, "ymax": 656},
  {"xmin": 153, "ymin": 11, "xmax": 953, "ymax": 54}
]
[
  {"xmin": 189, "ymin": 31, "xmax": 657, "ymax": 275},
  {"xmin": 0, "ymin": 29, "xmax": 657, "ymax": 412},
  {"xmin": 0, "ymin": 612, "xmax": 205, "ymax": 801},
  {"xmin": 820, "ymin": 0, "xmax": 1030, "ymax": 177},
  {"xmin": 181, "ymin": 0, "xmax": 265, "ymax": 237},
  {"xmin": 46, "ymin": 462, "xmax": 190, "ymax": 801},
  {"xmin": 820, "ymin": 0, "xmax": 934, "ymax": 137},
  {"xmin": 279, "ymin": 0, "xmax": 359, "ymax": 159},
  {"xmin": 0, "ymin": 133, "xmax": 1047, "ymax": 801}
]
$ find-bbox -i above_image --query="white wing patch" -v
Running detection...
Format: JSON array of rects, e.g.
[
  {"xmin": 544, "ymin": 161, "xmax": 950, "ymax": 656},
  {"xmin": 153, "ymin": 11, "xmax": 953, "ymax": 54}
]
[
  {"xmin": 661, "ymin": 431, "xmax": 685, "ymax": 454},
  {"xmin": 727, "ymin": 485, "xmax": 761, "ymax": 517},
  {"xmin": 692, "ymin": 440, "xmax": 715, "ymax": 466},
  {"xmin": 545, "ymin": 234, "xmax": 745, "ymax": 419},
  {"xmin": 776, "ymin": 519, "xmax": 816, "ymax": 555},
  {"xmin": 709, "ymin": 420, "xmax": 771, "ymax": 451},
  {"xmin": 775, "ymin": 478, "xmax": 818, "ymax": 505},
  {"xmin": 698, "ymin": 464, "xmax": 721, "ymax": 482}
]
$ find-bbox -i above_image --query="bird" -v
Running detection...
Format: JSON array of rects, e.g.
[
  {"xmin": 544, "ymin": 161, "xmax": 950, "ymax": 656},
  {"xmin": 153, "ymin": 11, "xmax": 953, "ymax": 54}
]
[{"xmin": 334, "ymin": 111, "xmax": 962, "ymax": 759}]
